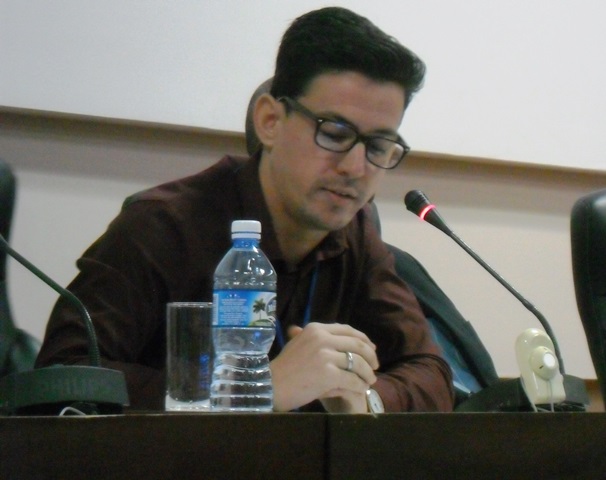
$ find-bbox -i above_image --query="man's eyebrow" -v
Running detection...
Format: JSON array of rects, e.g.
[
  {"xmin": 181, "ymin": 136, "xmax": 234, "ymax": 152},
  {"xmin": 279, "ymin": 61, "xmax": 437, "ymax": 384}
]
[{"xmin": 323, "ymin": 112, "xmax": 399, "ymax": 138}]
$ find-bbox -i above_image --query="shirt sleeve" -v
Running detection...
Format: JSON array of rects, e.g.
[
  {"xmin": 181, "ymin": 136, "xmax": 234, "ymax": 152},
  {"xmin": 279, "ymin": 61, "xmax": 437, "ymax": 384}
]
[
  {"xmin": 35, "ymin": 199, "xmax": 190, "ymax": 410},
  {"xmin": 352, "ymin": 221, "xmax": 455, "ymax": 412}
]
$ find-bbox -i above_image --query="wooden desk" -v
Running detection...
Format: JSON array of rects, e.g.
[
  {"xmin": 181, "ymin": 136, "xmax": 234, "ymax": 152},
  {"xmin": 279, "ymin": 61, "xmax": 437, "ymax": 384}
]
[
  {"xmin": 328, "ymin": 413, "xmax": 606, "ymax": 480},
  {"xmin": 2, "ymin": 412, "xmax": 605, "ymax": 480},
  {"xmin": 0, "ymin": 413, "xmax": 325, "ymax": 480}
]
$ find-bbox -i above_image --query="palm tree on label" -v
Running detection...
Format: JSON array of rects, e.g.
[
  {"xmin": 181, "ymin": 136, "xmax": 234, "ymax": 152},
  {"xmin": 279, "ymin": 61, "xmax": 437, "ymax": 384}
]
[
  {"xmin": 251, "ymin": 298, "xmax": 273, "ymax": 327},
  {"xmin": 253, "ymin": 299, "xmax": 267, "ymax": 320}
]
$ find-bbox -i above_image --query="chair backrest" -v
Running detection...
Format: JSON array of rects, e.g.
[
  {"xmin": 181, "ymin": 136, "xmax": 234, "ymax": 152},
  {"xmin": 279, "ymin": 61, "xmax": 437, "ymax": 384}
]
[
  {"xmin": 0, "ymin": 159, "xmax": 40, "ymax": 377},
  {"xmin": 0, "ymin": 159, "xmax": 16, "ymax": 277},
  {"xmin": 0, "ymin": 159, "xmax": 18, "ymax": 372},
  {"xmin": 0, "ymin": 159, "xmax": 16, "ymax": 325},
  {"xmin": 245, "ymin": 77, "xmax": 273, "ymax": 156},
  {"xmin": 571, "ymin": 188, "xmax": 606, "ymax": 402}
]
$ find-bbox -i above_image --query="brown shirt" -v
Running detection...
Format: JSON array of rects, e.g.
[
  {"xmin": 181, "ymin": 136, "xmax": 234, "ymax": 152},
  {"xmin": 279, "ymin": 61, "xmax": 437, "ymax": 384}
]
[{"xmin": 36, "ymin": 155, "xmax": 454, "ymax": 411}]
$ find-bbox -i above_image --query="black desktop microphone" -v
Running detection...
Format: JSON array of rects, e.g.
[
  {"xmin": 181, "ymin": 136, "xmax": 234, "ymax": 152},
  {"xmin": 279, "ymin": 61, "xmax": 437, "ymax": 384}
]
[
  {"xmin": 404, "ymin": 190, "xmax": 589, "ymax": 410},
  {"xmin": 404, "ymin": 189, "xmax": 565, "ymax": 372},
  {"xmin": 0, "ymin": 234, "xmax": 129, "ymax": 415}
]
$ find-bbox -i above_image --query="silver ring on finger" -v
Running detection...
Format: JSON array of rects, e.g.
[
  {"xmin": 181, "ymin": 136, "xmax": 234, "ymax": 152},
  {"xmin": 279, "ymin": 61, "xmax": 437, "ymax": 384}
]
[{"xmin": 345, "ymin": 351, "xmax": 354, "ymax": 372}]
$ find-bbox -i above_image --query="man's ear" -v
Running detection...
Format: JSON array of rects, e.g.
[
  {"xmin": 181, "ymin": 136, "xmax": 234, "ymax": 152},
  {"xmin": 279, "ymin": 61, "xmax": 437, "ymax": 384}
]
[{"xmin": 253, "ymin": 93, "xmax": 282, "ymax": 149}]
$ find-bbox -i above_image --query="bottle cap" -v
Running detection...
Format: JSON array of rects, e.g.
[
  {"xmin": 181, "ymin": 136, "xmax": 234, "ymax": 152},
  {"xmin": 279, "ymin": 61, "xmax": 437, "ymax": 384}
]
[{"xmin": 231, "ymin": 220, "xmax": 261, "ymax": 239}]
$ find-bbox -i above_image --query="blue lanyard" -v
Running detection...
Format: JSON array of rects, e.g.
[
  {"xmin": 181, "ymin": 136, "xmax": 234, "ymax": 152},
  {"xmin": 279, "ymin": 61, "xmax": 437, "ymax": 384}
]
[{"xmin": 275, "ymin": 264, "xmax": 319, "ymax": 350}]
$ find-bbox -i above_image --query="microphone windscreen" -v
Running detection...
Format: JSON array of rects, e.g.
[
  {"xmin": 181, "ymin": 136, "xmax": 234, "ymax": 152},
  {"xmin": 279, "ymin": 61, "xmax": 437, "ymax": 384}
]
[
  {"xmin": 404, "ymin": 190, "xmax": 453, "ymax": 235},
  {"xmin": 404, "ymin": 190, "xmax": 431, "ymax": 217}
]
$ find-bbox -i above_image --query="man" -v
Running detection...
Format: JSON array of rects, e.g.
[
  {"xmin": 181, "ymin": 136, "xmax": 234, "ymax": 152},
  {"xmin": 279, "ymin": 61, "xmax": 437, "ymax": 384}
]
[{"xmin": 36, "ymin": 7, "xmax": 454, "ymax": 413}]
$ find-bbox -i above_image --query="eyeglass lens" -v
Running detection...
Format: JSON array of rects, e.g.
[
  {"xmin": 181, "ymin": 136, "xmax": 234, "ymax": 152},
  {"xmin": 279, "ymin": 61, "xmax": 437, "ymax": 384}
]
[
  {"xmin": 316, "ymin": 121, "xmax": 405, "ymax": 168},
  {"xmin": 280, "ymin": 96, "xmax": 407, "ymax": 169}
]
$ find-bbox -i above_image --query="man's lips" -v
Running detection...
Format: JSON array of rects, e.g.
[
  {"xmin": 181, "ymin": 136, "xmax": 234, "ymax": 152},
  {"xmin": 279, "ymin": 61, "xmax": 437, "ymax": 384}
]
[{"xmin": 323, "ymin": 186, "xmax": 359, "ymax": 200}]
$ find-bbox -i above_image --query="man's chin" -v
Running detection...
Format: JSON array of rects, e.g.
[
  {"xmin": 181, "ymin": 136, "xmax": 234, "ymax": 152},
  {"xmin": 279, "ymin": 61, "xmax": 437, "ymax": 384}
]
[
  {"xmin": 309, "ymin": 211, "xmax": 358, "ymax": 232},
  {"xmin": 300, "ymin": 199, "xmax": 364, "ymax": 232}
]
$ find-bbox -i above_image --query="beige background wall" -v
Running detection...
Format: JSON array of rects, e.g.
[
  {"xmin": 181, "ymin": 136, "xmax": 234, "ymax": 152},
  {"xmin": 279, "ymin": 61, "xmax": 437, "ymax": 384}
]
[
  {"xmin": 3, "ymin": 1, "xmax": 606, "ymax": 172},
  {"xmin": 1, "ymin": 109, "xmax": 605, "ymax": 380}
]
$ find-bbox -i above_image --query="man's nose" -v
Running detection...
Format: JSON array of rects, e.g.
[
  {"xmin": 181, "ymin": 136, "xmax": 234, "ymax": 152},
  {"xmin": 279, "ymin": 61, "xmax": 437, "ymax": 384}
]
[{"xmin": 335, "ymin": 141, "xmax": 367, "ymax": 178}]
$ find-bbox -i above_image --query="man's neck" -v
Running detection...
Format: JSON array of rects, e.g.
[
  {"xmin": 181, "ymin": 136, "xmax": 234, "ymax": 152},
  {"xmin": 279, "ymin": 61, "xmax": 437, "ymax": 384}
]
[{"xmin": 273, "ymin": 222, "xmax": 327, "ymax": 269}]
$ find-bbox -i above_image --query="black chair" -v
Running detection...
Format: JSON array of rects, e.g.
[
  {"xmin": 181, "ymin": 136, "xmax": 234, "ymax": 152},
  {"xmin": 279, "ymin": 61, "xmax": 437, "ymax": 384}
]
[
  {"xmin": 571, "ymin": 188, "xmax": 606, "ymax": 403},
  {"xmin": 244, "ymin": 80, "xmax": 499, "ymax": 406},
  {"xmin": 0, "ymin": 159, "xmax": 40, "ymax": 377}
]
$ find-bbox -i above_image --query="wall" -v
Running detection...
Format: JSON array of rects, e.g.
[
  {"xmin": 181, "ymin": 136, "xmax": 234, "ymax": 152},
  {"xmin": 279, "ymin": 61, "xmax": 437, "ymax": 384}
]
[
  {"xmin": 1, "ymin": 109, "xmax": 605, "ymax": 380},
  {"xmin": 2, "ymin": 1, "xmax": 606, "ymax": 170}
]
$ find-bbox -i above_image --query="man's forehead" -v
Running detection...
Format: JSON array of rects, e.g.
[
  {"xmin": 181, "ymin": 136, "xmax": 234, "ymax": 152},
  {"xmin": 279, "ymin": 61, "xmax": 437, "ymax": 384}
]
[{"xmin": 299, "ymin": 73, "xmax": 406, "ymax": 133}]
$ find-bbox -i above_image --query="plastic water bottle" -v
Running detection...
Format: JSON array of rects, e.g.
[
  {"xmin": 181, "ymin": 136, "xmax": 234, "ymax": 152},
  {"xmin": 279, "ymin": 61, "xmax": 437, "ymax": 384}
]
[{"xmin": 210, "ymin": 220, "xmax": 277, "ymax": 412}]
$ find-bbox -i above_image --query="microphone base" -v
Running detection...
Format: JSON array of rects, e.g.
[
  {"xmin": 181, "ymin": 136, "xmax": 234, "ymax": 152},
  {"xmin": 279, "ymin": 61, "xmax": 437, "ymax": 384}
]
[
  {"xmin": 0, "ymin": 365, "xmax": 130, "ymax": 415},
  {"xmin": 455, "ymin": 375, "xmax": 589, "ymax": 412}
]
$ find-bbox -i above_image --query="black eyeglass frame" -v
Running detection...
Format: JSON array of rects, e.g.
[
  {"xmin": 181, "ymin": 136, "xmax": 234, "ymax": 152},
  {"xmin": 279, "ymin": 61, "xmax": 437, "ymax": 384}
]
[{"xmin": 278, "ymin": 96, "xmax": 410, "ymax": 170}]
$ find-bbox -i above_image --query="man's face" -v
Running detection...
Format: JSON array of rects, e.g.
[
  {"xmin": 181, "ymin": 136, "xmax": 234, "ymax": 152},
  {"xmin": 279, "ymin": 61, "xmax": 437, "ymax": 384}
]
[{"xmin": 259, "ymin": 71, "xmax": 406, "ymax": 235}]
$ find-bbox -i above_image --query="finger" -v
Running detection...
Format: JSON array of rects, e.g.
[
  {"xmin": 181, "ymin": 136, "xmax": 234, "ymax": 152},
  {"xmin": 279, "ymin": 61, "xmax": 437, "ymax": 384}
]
[
  {"xmin": 338, "ymin": 351, "xmax": 377, "ymax": 385},
  {"xmin": 320, "ymin": 389, "xmax": 367, "ymax": 413},
  {"xmin": 303, "ymin": 322, "xmax": 379, "ymax": 369},
  {"xmin": 312, "ymin": 322, "xmax": 376, "ymax": 349},
  {"xmin": 287, "ymin": 325, "xmax": 303, "ymax": 340},
  {"xmin": 323, "ymin": 368, "xmax": 370, "ymax": 396},
  {"xmin": 335, "ymin": 338, "xmax": 379, "ymax": 371}
]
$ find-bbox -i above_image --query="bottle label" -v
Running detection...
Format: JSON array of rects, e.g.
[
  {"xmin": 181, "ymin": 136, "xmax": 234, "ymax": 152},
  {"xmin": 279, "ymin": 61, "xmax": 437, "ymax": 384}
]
[{"xmin": 213, "ymin": 290, "xmax": 277, "ymax": 327}]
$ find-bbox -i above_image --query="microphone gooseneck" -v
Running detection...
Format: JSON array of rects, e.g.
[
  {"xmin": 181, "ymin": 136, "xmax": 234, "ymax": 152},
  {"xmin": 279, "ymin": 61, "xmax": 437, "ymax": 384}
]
[
  {"xmin": 0, "ymin": 233, "xmax": 128, "ymax": 415},
  {"xmin": 403, "ymin": 190, "xmax": 566, "ymax": 375},
  {"xmin": 0, "ymin": 234, "xmax": 100, "ymax": 367}
]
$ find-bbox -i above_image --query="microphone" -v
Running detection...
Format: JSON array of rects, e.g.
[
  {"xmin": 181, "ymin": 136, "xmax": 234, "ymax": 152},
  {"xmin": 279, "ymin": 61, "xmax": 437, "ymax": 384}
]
[
  {"xmin": 404, "ymin": 190, "xmax": 588, "ymax": 410},
  {"xmin": 404, "ymin": 190, "xmax": 565, "ymax": 372},
  {"xmin": 0, "ymin": 234, "xmax": 129, "ymax": 415}
]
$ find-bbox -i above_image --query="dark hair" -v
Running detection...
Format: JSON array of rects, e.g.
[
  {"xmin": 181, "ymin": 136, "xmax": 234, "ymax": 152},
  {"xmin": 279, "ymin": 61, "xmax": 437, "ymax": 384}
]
[{"xmin": 270, "ymin": 7, "xmax": 425, "ymax": 109}]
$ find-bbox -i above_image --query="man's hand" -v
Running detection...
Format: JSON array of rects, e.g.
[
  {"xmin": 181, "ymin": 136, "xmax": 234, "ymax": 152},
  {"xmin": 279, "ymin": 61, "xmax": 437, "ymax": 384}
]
[{"xmin": 270, "ymin": 322, "xmax": 379, "ymax": 412}]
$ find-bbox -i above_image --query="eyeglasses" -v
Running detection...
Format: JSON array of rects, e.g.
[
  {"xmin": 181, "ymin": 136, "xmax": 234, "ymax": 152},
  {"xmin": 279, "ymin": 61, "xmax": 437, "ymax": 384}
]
[{"xmin": 278, "ymin": 96, "xmax": 410, "ymax": 170}]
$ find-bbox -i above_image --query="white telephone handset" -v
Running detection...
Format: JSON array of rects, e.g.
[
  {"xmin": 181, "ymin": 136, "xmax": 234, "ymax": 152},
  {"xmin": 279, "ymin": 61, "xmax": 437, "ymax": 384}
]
[{"xmin": 516, "ymin": 328, "xmax": 566, "ymax": 408}]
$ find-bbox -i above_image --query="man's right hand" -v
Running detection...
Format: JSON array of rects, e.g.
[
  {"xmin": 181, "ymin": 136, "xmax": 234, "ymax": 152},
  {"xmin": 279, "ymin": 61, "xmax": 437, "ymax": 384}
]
[{"xmin": 269, "ymin": 322, "xmax": 379, "ymax": 412}]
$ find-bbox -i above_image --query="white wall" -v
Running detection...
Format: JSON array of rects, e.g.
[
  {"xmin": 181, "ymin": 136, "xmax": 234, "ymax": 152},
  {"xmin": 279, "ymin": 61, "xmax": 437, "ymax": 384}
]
[
  {"xmin": 2, "ymin": 1, "xmax": 606, "ymax": 171},
  {"xmin": 1, "ymin": 113, "xmax": 604, "ymax": 380}
]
